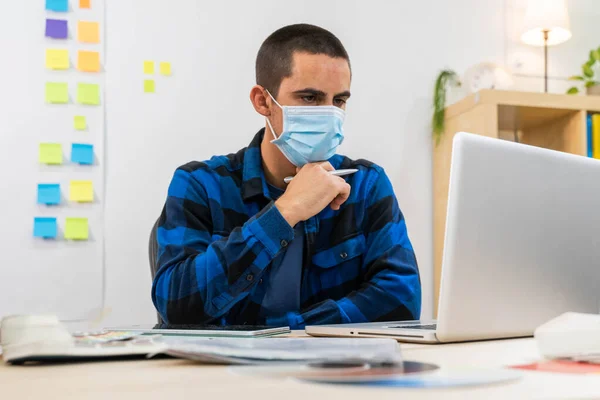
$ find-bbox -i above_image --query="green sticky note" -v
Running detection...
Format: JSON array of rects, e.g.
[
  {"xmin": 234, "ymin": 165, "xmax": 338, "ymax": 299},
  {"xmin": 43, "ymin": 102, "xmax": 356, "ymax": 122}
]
[
  {"xmin": 39, "ymin": 143, "xmax": 63, "ymax": 165},
  {"xmin": 65, "ymin": 217, "xmax": 89, "ymax": 240},
  {"xmin": 74, "ymin": 115, "xmax": 86, "ymax": 130},
  {"xmin": 77, "ymin": 83, "xmax": 100, "ymax": 105},
  {"xmin": 45, "ymin": 82, "xmax": 69, "ymax": 104},
  {"xmin": 144, "ymin": 79, "xmax": 155, "ymax": 93}
]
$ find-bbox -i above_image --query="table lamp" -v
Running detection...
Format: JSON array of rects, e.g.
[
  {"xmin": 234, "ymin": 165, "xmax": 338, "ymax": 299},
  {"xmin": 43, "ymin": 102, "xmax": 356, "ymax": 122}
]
[{"xmin": 520, "ymin": 0, "xmax": 572, "ymax": 92}]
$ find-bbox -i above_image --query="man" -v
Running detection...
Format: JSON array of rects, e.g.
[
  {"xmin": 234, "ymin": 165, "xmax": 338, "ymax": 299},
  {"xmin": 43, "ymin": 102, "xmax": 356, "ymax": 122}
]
[{"xmin": 152, "ymin": 24, "xmax": 421, "ymax": 329}]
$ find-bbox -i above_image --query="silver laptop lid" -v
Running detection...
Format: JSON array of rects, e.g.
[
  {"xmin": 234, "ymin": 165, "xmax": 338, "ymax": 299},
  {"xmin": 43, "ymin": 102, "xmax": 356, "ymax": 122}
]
[{"xmin": 437, "ymin": 132, "xmax": 600, "ymax": 342}]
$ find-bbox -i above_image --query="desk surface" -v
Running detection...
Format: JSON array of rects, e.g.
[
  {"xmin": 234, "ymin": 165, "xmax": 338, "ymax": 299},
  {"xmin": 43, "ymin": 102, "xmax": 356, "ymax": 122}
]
[{"xmin": 2, "ymin": 337, "xmax": 600, "ymax": 399}]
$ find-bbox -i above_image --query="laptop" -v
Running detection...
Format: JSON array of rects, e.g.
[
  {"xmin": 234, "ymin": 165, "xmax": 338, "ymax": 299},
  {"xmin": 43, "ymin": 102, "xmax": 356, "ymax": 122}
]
[
  {"xmin": 306, "ymin": 132, "xmax": 600, "ymax": 343},
  {"xmin": 105, "ymin": 324, "xmax": 290, "ymax": 338}
]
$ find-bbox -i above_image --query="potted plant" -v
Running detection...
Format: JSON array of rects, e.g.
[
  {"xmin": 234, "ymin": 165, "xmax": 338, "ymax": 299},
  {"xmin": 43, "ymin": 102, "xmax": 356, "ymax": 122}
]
[
  {"xmin": 432, "ymin": 70, "xmax": 461, "ymax": 145},
  {"xmin": 566, "ymin": 46, "xmax": 600, "ymax": 95}
]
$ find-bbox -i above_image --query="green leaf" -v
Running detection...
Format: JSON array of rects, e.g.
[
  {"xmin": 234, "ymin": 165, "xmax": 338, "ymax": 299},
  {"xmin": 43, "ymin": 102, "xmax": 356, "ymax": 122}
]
[
  {"xmin": 566, "ymin": 87, "xmax": 579, "ymax": 95},
  {"xmin": 585, "ymin": 81, "xmax": 598, "ymax": 88},
  {"xmin": 593, "ymin": 50, "xmax": 600, "ymax": 62},
  {"xmin": 431, "ymin": 69, "xmax": 460, "ymax": 144},
  {"xmin": 583, "ymin": 63, "xmax": 594, "ymax": 78},
  {"xmin": 568, "ymin": 75, "xmax": 585, "ymax": 81}
]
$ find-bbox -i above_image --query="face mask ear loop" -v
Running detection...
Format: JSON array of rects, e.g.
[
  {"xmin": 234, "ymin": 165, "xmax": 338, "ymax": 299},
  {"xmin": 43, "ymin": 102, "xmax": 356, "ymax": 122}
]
[
  {"xmin": 265, "ymin": 89, "xmax": 283, "ymax": 140},
  {"xmin": 265, "ymin": 117, "xmax": 278, "ymax": 140},
  {"xmin": 265, "ymin": 89, "xmax": 283, "ymax": 109}
]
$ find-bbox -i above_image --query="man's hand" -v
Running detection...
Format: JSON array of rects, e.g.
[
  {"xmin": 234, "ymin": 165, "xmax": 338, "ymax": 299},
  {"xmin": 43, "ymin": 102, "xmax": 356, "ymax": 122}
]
[{"xmin": 275, "ymin": 162, "xmax": 351, "ymax": 227}]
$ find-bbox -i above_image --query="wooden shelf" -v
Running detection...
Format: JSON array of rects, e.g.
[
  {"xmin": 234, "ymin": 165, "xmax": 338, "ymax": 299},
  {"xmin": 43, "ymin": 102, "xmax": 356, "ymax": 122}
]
[{"xmin": 432, "ymin": 90, "xmax": 600, "ymax": 316}]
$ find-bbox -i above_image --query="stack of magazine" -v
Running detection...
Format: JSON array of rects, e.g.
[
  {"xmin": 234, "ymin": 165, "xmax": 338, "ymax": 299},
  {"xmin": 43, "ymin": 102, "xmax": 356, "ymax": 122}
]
[{"xmin": 1, "ymin": 315, "xmax": 400, "ymax": 366}]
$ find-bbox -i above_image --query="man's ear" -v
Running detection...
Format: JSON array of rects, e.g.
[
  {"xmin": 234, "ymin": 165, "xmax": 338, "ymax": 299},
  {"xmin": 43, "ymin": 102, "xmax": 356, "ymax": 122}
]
[{"xmin": 249, "ymin": 85, "xmax": 271, "ymax": 117}]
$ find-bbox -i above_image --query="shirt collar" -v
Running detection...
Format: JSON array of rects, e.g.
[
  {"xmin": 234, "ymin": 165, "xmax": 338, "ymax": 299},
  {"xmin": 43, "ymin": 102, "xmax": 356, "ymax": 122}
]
[
  {"xmin": 241, "ymin": 128, "xmax": 344, "ymax": 201},
  {"xmin": 241, "ymin": 129, "xmax": 270, "ymax": 201}
]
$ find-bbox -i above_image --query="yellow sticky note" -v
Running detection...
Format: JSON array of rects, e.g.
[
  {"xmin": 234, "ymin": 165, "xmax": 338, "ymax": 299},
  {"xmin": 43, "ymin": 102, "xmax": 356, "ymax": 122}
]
[
  {"xmin": 45, "ymin": 82, "xmax": 69, "ymax": 104},
  {"xmin": 159, "ymin": 62, "xmax": 171, "ymax": 76},
  {"xmin": 65, "ymin": 217, "xmax": 89, "ymax": 240},
  {"xmin": 69, "ymin": 180, "xmax": 93, "ymax": 202},
  {"xmin": 144, "ymin": 61, "xmax": 154, "ymax": 74},
  {"xmin": 77, "ymin": 21, "xmax": 100, "ymax": 43},
  {"xmin": 39, "ymin": 143, "xmax": 63, "ymax": 165},
  {"xmin": 46, "ymin": 49, "xmax": 69, "ymax": 70},
  {"xmin": 144, "ymin": 79, "xmax": 155, "ymax": 93},
  {"xmin": 77, "ymin": 50, "xmax": 100, "ymax": 72},
  {"xmin": 74, "ymin": 115, "xmax": 86, "ymax": 130},
  {"xmin": 77, "ymin": 83, "xmax": 100, "ymax": 105}
]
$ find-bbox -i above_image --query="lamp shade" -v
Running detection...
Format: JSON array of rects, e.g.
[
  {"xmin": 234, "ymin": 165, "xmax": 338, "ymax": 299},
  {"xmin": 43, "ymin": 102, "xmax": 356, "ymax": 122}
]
[{"xmin": 521, "ymin": 0, "xmax": 572, "ymax": 46}]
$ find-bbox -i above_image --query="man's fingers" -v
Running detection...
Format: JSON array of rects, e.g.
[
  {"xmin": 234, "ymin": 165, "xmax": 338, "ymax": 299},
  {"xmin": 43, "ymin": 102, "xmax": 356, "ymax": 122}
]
[
  {"xmin": 319, "ymin": 162, "xmax": 335, "ymax": 172},
  {"xmin": 330, "ymin": 180, "xmax": 351, "ymax": 210},
  {"xmin": 338, "ymin": 182, "xmax": 351, "ymax": 202}
]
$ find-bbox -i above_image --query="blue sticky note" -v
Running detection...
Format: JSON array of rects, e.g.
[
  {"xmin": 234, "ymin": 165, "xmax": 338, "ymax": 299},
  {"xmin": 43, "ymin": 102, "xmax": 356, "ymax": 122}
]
[
  {"xmin": 46, "ymin": 0, "xmax": 69, "ymax": 12},
  {"xmin": 71, "ymin": 143, "xmax": 94, "ymax": 165},
  {"xmin": 37, "ymin": 184, "xmax": 61, "ymax": 205},
  {"xmin": 34, "ymin": 217, "xmax": 58, "ymax": 238}
]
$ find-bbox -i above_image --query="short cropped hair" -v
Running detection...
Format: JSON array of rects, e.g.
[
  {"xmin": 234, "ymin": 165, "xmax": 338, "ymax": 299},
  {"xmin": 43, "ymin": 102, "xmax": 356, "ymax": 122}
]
[{"xmin": 255, "ymin": 24, "xmax": 350, "ymax": 98}]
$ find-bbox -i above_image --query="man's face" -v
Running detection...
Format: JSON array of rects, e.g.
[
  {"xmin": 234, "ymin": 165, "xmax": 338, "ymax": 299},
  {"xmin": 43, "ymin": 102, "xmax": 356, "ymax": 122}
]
[{"xmin": 267, "ymin": 52, "xmax": 351, "ymax": 135}]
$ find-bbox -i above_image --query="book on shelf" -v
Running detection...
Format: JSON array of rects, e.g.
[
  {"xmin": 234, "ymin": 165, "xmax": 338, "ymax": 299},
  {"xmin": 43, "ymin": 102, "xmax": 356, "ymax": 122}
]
[
  {"xmin": 587, "ymin": 114, "xmax": 593, "ymax": 158},
  {"xmin": 593, "ymin": 114, "xmax": 600, "ymax": 159}
]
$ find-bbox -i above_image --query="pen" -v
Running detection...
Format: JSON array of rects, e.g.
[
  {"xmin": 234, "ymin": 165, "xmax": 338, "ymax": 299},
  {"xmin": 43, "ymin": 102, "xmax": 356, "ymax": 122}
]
[{"xmin": 284, "ymin": 169, "xmax": 359, "ymax": 184}]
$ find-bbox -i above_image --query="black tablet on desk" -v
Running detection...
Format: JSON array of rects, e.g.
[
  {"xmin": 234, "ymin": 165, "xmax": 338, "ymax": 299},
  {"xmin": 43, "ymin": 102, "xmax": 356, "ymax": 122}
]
[{"xmin": 104, "ymin": 324, "xmax": 290, "ymax": 338}]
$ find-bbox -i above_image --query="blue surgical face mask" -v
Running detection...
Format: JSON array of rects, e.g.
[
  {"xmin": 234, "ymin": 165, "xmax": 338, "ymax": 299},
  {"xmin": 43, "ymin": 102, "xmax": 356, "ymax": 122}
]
[{"xmin": 265, "ymin": 90, "xmax": 345, "ymax": 167}]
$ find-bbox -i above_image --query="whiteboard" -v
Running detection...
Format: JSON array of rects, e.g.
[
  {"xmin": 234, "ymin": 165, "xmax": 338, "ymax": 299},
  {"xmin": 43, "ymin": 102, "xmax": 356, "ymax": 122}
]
[{"xmin": 0, "ymin": 1, "xmax": 105, "ymax": 320}]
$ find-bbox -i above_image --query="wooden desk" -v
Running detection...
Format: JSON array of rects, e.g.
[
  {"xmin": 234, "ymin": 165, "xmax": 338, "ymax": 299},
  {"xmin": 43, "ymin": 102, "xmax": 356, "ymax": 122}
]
[{"xmin": 2, "ymin": 338, "xmax": 599, "ymax": 399}]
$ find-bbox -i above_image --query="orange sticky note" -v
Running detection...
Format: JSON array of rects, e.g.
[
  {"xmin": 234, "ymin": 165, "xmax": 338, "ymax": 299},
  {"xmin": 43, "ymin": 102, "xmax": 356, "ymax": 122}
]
[
  {"xmin": 78, "ymin": 21, "xmax": 100, "ymax": 43},
  {"xmin": 80, "ymin": 0, "xmax": 91, "ymax": 8},
  {"xmin": 77, "ymin": 50, "xmax": 100, "ymax": 72}
]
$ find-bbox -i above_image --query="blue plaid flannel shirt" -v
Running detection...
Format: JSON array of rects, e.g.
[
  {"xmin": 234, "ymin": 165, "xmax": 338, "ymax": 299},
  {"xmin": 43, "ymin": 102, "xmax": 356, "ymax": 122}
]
[{"xmin": 152, "ymin": 129, "xmax": 421, "ymax": 329}]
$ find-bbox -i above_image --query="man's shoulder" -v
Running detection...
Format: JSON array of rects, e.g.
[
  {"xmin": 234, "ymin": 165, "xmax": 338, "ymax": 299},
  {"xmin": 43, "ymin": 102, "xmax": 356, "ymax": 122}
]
[
  {"xmin": 176, "ymin": 147, "xmax": 246, "ymax": 177},
  {"xmin": 331, "ymin": 154, "xmax": 386, "ymax": 180}
]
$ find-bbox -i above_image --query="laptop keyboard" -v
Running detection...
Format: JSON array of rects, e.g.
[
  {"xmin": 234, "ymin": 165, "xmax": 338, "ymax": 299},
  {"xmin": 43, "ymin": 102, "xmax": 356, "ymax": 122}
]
[{"xmin": 388, "ymin": 324, "xmax": 437, "ymax": 330}]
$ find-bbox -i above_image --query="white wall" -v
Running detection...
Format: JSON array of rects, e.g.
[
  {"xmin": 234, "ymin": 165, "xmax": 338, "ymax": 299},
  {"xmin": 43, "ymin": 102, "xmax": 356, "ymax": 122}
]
[
  {"xmin": 13, "ymin": 0, "xmax": 597, "ymax": 326},
  {"xmin": 102, "ymin": 0, "xmax": 507, "ymax": 326}
]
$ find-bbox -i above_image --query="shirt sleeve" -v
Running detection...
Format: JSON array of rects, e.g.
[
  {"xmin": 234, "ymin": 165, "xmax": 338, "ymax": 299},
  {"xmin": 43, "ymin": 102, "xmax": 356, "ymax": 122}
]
[
  {"xmin": 152, "ymin": 167, "xmax": 294, "ymax": 324},
  {"xmin": 266, "ymin": 167, "xmax": 421, "ymax": 329}
]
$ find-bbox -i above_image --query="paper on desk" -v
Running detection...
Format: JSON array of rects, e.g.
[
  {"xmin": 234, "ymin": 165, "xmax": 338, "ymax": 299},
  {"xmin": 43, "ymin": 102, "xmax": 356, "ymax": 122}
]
[
  {"xmin": 511, "ymin": 360, "xmax": 600, "ymax": 374},
  {"xmin": 164, "ymin": 337, "xmax": 401, "ymax": 365},
  {"xmin": 74, "ymin": 331, "xmax": 142, "ymax": 344}
]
